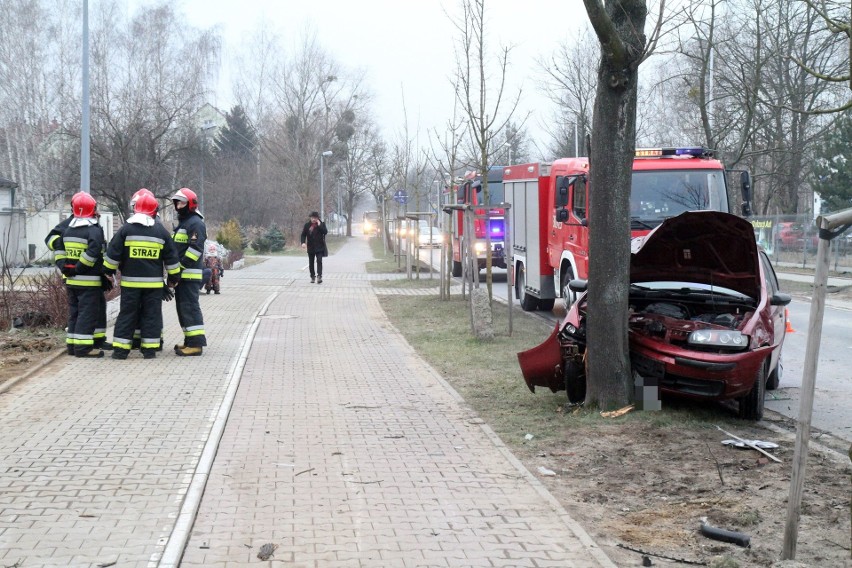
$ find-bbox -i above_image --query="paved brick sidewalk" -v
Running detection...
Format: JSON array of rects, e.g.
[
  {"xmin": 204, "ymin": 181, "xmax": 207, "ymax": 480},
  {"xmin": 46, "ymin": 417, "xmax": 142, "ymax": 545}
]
[{"xmin": 0, "ymin": 241, "xmax": 614, "ymax": 568}]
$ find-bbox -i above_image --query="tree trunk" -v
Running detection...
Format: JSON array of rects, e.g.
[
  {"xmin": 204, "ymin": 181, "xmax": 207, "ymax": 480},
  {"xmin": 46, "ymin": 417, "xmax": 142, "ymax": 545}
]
[{"xmin": 583, "ymin": 0, "xmax": 647, "ymax": 410}]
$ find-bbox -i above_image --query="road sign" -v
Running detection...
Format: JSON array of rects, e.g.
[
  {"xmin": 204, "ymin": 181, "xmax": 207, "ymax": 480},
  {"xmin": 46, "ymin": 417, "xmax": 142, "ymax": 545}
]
[{"xmin": 393, "ymin": 190, "xmax": 409, "ymax": 204}]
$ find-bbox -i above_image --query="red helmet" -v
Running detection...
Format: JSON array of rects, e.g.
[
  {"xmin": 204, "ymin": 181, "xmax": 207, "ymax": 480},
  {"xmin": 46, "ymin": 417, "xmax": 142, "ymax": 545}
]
[
  {"xmin": 71, "ymin": 191, "xmax": 97, "ymax": 218},
  {"xmin": 130, "ymin": 188, "xmax": 154, "ymax": 212},
  {"xmin": 171, "ymin": 187, "xmax": 198, "ymax": 212},
  {"xmin": 134, "ymin": 192, "xmax": 159, "ymax": 217}
]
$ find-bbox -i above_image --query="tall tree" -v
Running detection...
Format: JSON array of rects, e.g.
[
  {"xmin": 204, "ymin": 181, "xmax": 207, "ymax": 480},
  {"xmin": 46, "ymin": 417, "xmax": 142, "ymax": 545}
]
[
  {"xmin": 582, "ymin": 0, "xmax": 649, "ymax": 409},
  {"xmin": 450, "ymin": 0, "xmax": 523, "ymax": 304},
  {"xmin": 812, "ymin": 110, "xmax": 852, "ymax": 210}
]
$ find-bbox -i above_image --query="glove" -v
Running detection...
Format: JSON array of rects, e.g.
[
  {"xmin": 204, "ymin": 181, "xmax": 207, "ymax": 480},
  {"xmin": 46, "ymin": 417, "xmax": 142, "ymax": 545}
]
[
  {"xmin": 162, "ymin": 284, "xmax": 175, "ymax": 302},
  {"xmin": 101, "ymin": 275, "xmax": 114, "ymax": 291},
  {"xmin": 167, "ymin": 273, "xmax": 181, "ymax": 287},
  {"xmin": 61, "ymin": 265, "xmax": 77, "ymax": 278}
]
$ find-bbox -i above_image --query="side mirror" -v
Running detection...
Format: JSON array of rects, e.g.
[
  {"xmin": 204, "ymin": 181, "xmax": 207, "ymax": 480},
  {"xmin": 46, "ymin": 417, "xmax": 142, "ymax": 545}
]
[
  {"xmin": 740, "ymin": 171, "xmax": 752, "ymax": 217},
  {"xmin": 555, "ymin": 176, "xmax": 570, "ymax": 207},
  {"xmin": 556, "ymin": 208, "xmax": 569, "ymax": 223},
  {"xmin": 580, "ymin": 218, "xmax": 588, "ymax": 227},
  {"xmin": 569, "ymin": 279, "xmax": 588, "ymax": 293},
  {"xmin": 771, "ymin": 292, "xmax": 792, "ymax": 306}
]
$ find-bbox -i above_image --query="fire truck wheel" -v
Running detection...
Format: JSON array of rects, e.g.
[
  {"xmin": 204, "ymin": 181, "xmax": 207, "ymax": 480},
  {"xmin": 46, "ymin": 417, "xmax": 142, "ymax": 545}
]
[
  {"xmin": 561, "ymin": 267, "xmax": 576, "ymax": 311},
  {"xmin": 564, "ymin": 359, "xmax": 586, "ymax": 404},
  {"xmin": 537, "ymin": 299, "xmax": 555, "ymax": 311},
  {"xmin": 517, "ymin": 267, "xmax": 539, "ymax": 311},
  {"xmin": 452, "ymin": 260, "xmax": 462, "ymax": 277}
]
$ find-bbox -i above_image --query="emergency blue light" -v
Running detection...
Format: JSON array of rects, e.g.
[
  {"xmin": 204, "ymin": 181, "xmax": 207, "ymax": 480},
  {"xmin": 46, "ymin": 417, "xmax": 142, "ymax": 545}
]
[{"xmin": 489, "ymin": 219, "xmax": 505, "ymax": 238}]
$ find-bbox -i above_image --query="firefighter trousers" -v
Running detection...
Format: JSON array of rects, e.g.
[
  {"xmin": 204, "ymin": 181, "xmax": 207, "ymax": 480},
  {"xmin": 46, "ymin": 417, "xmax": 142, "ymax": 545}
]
[
  {"xmin": 66, "ymin": 286, "xmax": 102, "ymax": 356},
  {"xmin": 175, "ymin": 280, "xmax": 206, "ymax": 347},
  {"xmin": 112, "ymin": 287, "xmax": 163, "ymax": 356}
]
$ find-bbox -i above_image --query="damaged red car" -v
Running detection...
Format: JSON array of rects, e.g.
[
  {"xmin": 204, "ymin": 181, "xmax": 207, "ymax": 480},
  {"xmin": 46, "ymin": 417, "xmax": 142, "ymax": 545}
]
[{"xmin": 517, "ymin": 211, "xmax": 791, "ymax": 420}]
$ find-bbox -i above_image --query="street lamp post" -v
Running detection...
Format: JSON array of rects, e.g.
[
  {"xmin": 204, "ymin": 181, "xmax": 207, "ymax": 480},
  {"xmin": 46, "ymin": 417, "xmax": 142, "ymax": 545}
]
[
  {"xmin": 199, "ymin": 123, "xmax": 216, "ymax": 213},
  {"xmin": 320, "ymin": 150, "xmax": 333, "ymax": 218}
]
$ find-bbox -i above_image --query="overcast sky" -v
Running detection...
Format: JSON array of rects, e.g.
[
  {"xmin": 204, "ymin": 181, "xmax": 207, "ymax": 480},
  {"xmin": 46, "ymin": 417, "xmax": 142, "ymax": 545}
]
[{"xmin": 173, "ymin": 0, "xmax": 589, "ymax": 150}]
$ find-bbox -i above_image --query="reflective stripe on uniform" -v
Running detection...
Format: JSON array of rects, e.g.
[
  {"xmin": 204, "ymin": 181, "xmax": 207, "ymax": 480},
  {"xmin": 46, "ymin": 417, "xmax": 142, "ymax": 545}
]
[
  {"xmin": 120, "ymin": 276, "xmax": 164, "ymax": 288},
  {"xmin": 185, "ymin": 246, "xmax": 202, "ymax": 261},
  {"xmin": 47, "ymin": 234, "xmax": 61, "ymax": 250},
  {"xmin": 183, "ymin": 325, "xmax": 205, "ymax": 337},
  {"xmin": 112, "ymin": 337, "xmax": 132, "ymax": 349},
  {"xmin": 181, "ymin": 269, "xmax": 203, "ymax": 280},
  {"xmin": 53, "ymin": 249, "xmax": 67, "ymax": 261},
  {"xmin": 80, "ymin": 251, "xmax": 97, "ymax": 266},
  {"xmin": 66, "ymin": 275, "xmax": 102, "ymax": 287},
  {"xmin": 173, "ymin": 229, "xmax": 188, "ymax": 243},
  {"xmin": 103, "ymin": 256, "xmax": 119, "ymax": 270}
]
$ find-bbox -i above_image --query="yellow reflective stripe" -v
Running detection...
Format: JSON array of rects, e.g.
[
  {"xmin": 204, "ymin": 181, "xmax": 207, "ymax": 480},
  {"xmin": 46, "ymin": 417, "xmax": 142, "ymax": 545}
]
[
  {"xmin": 120, "ymin": 281, "xmax": 164, "ymax": 288},
  {"xmin": 185, "ymin": 250, "xmax": 201, "ymax": 261},
  {"xmin": 184, "ymin": 329, "xmax": 205, "ymax": 337},
  {"xmin": 112, "ymin": 341, "xmax": 132, "ymax": 349},
  {"xmin": 103, "ymin": 258, "xmax": 118, "ymax": 269},
  {"xmin": 65, "ymin": 278, "xmax": 102, "ymax": 287},
  {"xmin": 181, "ymin": 273, "xmax": 202, "ymax": 280},
  {"xmin": 47, "ymin": 234, "xmax": 61, "ymax": 250},
  {"xmin": 141, "ymin": 342, "xmax": 160, "ymax": 349}
]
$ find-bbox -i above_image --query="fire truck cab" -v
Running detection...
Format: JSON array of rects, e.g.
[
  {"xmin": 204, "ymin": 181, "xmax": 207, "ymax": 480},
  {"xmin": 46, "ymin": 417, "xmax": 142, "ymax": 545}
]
[
  {"xmin": 446, "ymin": 167, "xmax": 507, "ymax": 277},
  {"xmin": 505, "ymin": 147, "xmax": 752, "ymax": 312}
]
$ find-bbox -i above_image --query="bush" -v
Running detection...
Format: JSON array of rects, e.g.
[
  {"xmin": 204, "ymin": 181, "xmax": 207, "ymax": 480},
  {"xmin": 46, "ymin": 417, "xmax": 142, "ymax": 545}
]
[
  {"xmin": 252, "ymin": 235, "xmax": 271, "ymax": 253},
  {"xmin": 266, "ymin": 225, "xmax": 286, "ymax": 252},
  {"xmin": 216, "ymin": 218, "xmax": 244, "ymax": 252}
]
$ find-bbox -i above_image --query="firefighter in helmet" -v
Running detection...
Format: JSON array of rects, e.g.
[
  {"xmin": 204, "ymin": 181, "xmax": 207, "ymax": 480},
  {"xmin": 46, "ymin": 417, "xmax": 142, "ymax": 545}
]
[
  {"xmin": 104, "ymin": 191, "xmax": 181, "ymax": 359},
  {"xmin": 126, "ymin": 188, "xmax": 170, "ymax": 349},
  {"xmin": 170, "ymin": 187, "xmax": 207, "ymax": 356},
  {"xmin": 54, "ymin": 192, "xmax": 108, "ymax": 357}
]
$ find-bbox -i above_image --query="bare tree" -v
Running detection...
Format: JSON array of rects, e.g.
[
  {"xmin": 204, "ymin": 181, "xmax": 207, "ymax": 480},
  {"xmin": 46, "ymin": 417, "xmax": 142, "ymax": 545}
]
[
  {"xmin": 449, "ymin": 0, "xmax": 522, "ymax": 304},
  {"xmin": 88, "ymin": 3, "xmax": 221, "ymax": 219}
]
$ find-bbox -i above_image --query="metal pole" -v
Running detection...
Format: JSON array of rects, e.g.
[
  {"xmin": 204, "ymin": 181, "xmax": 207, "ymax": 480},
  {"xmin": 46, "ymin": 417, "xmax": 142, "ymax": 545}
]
[
  {"xmin": 503, "ymin": 202, "xmax": 513, "ymax": 335},
  {"xmin": 320, "ymin": 155, "xmax": 325, "ymax": 218},
  {"xmin": 782, "ymin": 207, "xmax": 852, "ymax": 558},
  {"xmin": 199, "ymin": 156, "xmax": 204, "ymax": 214},
  {"xmin": 80, "ymin": 0, "xmax": 90, "ymax": 193}
]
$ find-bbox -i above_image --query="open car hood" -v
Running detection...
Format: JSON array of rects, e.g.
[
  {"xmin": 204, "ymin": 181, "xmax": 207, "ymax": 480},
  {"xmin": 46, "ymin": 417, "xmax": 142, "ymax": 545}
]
[{"xmin": 630, "ymin": 211, "xmax": 761, "ymax": 300}]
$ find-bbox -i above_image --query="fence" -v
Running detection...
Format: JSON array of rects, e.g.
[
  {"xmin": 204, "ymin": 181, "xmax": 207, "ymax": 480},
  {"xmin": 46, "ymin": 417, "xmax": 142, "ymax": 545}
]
[{"xmin": 751, "ymin": 214, "xmax": 851, "ymax": 272}]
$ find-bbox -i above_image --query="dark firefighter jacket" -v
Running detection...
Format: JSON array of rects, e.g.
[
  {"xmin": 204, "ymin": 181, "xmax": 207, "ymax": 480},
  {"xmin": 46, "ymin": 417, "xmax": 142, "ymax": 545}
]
[
  {"xmin": 172, "ymin": 213, "xmax": 206, "ymax": 282},
  {"xmin": 54, "ymin": 218, "xmax": 106, "ymax": 288},
  {"xmin": 103, "ymin": 214, "xmax": 181, "ymax": 287}
]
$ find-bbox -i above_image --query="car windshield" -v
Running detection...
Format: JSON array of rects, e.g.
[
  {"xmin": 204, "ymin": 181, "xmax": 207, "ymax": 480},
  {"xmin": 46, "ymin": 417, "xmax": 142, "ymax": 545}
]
[
  {"xmin": 630, "ymin": 170, "xmax": 728, "ymax": 223},
  {"xmin": 631, "ymin": 281, "xmax": 753, "ymax": 301}
]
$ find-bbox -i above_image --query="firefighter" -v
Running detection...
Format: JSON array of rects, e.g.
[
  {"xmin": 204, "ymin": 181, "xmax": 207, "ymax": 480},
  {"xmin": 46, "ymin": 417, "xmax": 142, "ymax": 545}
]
[
  {"xmin": 103, "ymin": 192, "xmax": 181, "ymax": 360},
  {"xmin": 170, "ymin": 187, "xmax": 207, "ymax": 356},
  {"xmin": 54, "ymin": 192, "xmax": 108, "ymax": 358},
  {"xmin": 127, "ymin": 188, "xmax": 169, "ymax": 350}
]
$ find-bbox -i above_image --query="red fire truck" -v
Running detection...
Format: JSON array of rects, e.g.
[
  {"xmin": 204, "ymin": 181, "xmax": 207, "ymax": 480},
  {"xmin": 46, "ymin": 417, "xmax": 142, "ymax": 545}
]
[
  {"xmin": 446, "ymin": 167, "xmax": 507, "ymax": 277},
  {"xmin": 504, "ymin": 147, "xmax": 752, "ymax": 311}
]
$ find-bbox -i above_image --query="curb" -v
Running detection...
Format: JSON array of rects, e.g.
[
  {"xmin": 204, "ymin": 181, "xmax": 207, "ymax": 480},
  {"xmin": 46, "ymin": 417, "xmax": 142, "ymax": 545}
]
[{"xmin": 0, "ymin": 347, "xmax": 66, "ymax": 395}]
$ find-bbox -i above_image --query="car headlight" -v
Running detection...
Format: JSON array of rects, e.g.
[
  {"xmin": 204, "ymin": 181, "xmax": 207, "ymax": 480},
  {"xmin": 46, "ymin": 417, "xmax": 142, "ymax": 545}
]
[
  {"xmin": 474, "ymin": 242, "xmax": 486, "ymax": 253},
  {"xmin": 688, "ymin": 329, "xmax": 748, "ymax": 350}
]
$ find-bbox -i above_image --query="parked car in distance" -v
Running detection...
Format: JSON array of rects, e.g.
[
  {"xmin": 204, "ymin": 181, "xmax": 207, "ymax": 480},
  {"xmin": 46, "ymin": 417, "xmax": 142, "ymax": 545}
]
[
  {"xmin": 517, "ymin": 211, "xmax": 791, "ymax": 421},
  {"xmin": 417, "ymin": 225, "xmax": 442, "ymax": 248},
  {"xmin": 776, "ymin": 221, "xmax": 818, "ymax": 251}
]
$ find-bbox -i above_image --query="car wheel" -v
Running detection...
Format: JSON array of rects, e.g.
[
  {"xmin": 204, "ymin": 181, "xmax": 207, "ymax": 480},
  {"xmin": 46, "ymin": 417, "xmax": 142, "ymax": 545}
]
[
  {"xmin": 517, "ymin": 267, "xmax": 539, "ymax": 312},
  {"xmin": 564, "ymin": 358, "xmax": 586, "ymax": 404},
  {"xmin": 452, "ymin": 260, "xmax": 462, "ymax": 277},
  {"xmin": 766, "ymin": 357, "xmax": 781, "ymax": 391},
  {"xmin": 561, "ymin": 266, "xmax": 576, "ymax": 311},
  {"xmin": 739, "ymin": 362, "xmax": 766, "ymax": 420}
]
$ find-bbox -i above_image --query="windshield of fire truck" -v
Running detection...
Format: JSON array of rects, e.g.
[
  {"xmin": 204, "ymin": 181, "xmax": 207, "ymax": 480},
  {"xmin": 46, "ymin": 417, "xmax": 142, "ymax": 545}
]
[
  {"xmin": 630, "ymin": 170, "xmax": 728, "ymax": 223},
  {"xmin": 481, "ymin": 182, "xmax": 504, "ymax": 205}
]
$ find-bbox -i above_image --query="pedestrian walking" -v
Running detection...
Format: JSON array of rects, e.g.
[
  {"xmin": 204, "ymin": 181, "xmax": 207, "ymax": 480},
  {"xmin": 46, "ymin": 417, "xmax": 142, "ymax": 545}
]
[
  {"xmin": 300, "ymin": 211, "xmax": 328, "ymax": 283},
  {"xmin": 52, "ymin": 192, "xmax": 108, "ymax": 358},
  {"xmin": 170, "ymin": 187, "xmax": 207, "ymax": 356},
  {"xmin": 103, "ymin": 192, "xmax": 181, "ymax": 360}
]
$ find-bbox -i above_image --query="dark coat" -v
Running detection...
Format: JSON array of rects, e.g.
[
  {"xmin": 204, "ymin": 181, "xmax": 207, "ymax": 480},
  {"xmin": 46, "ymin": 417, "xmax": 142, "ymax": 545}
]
[{"xmin": 300, "ymin": 221, "xmax": 328, "ymax": 255}]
